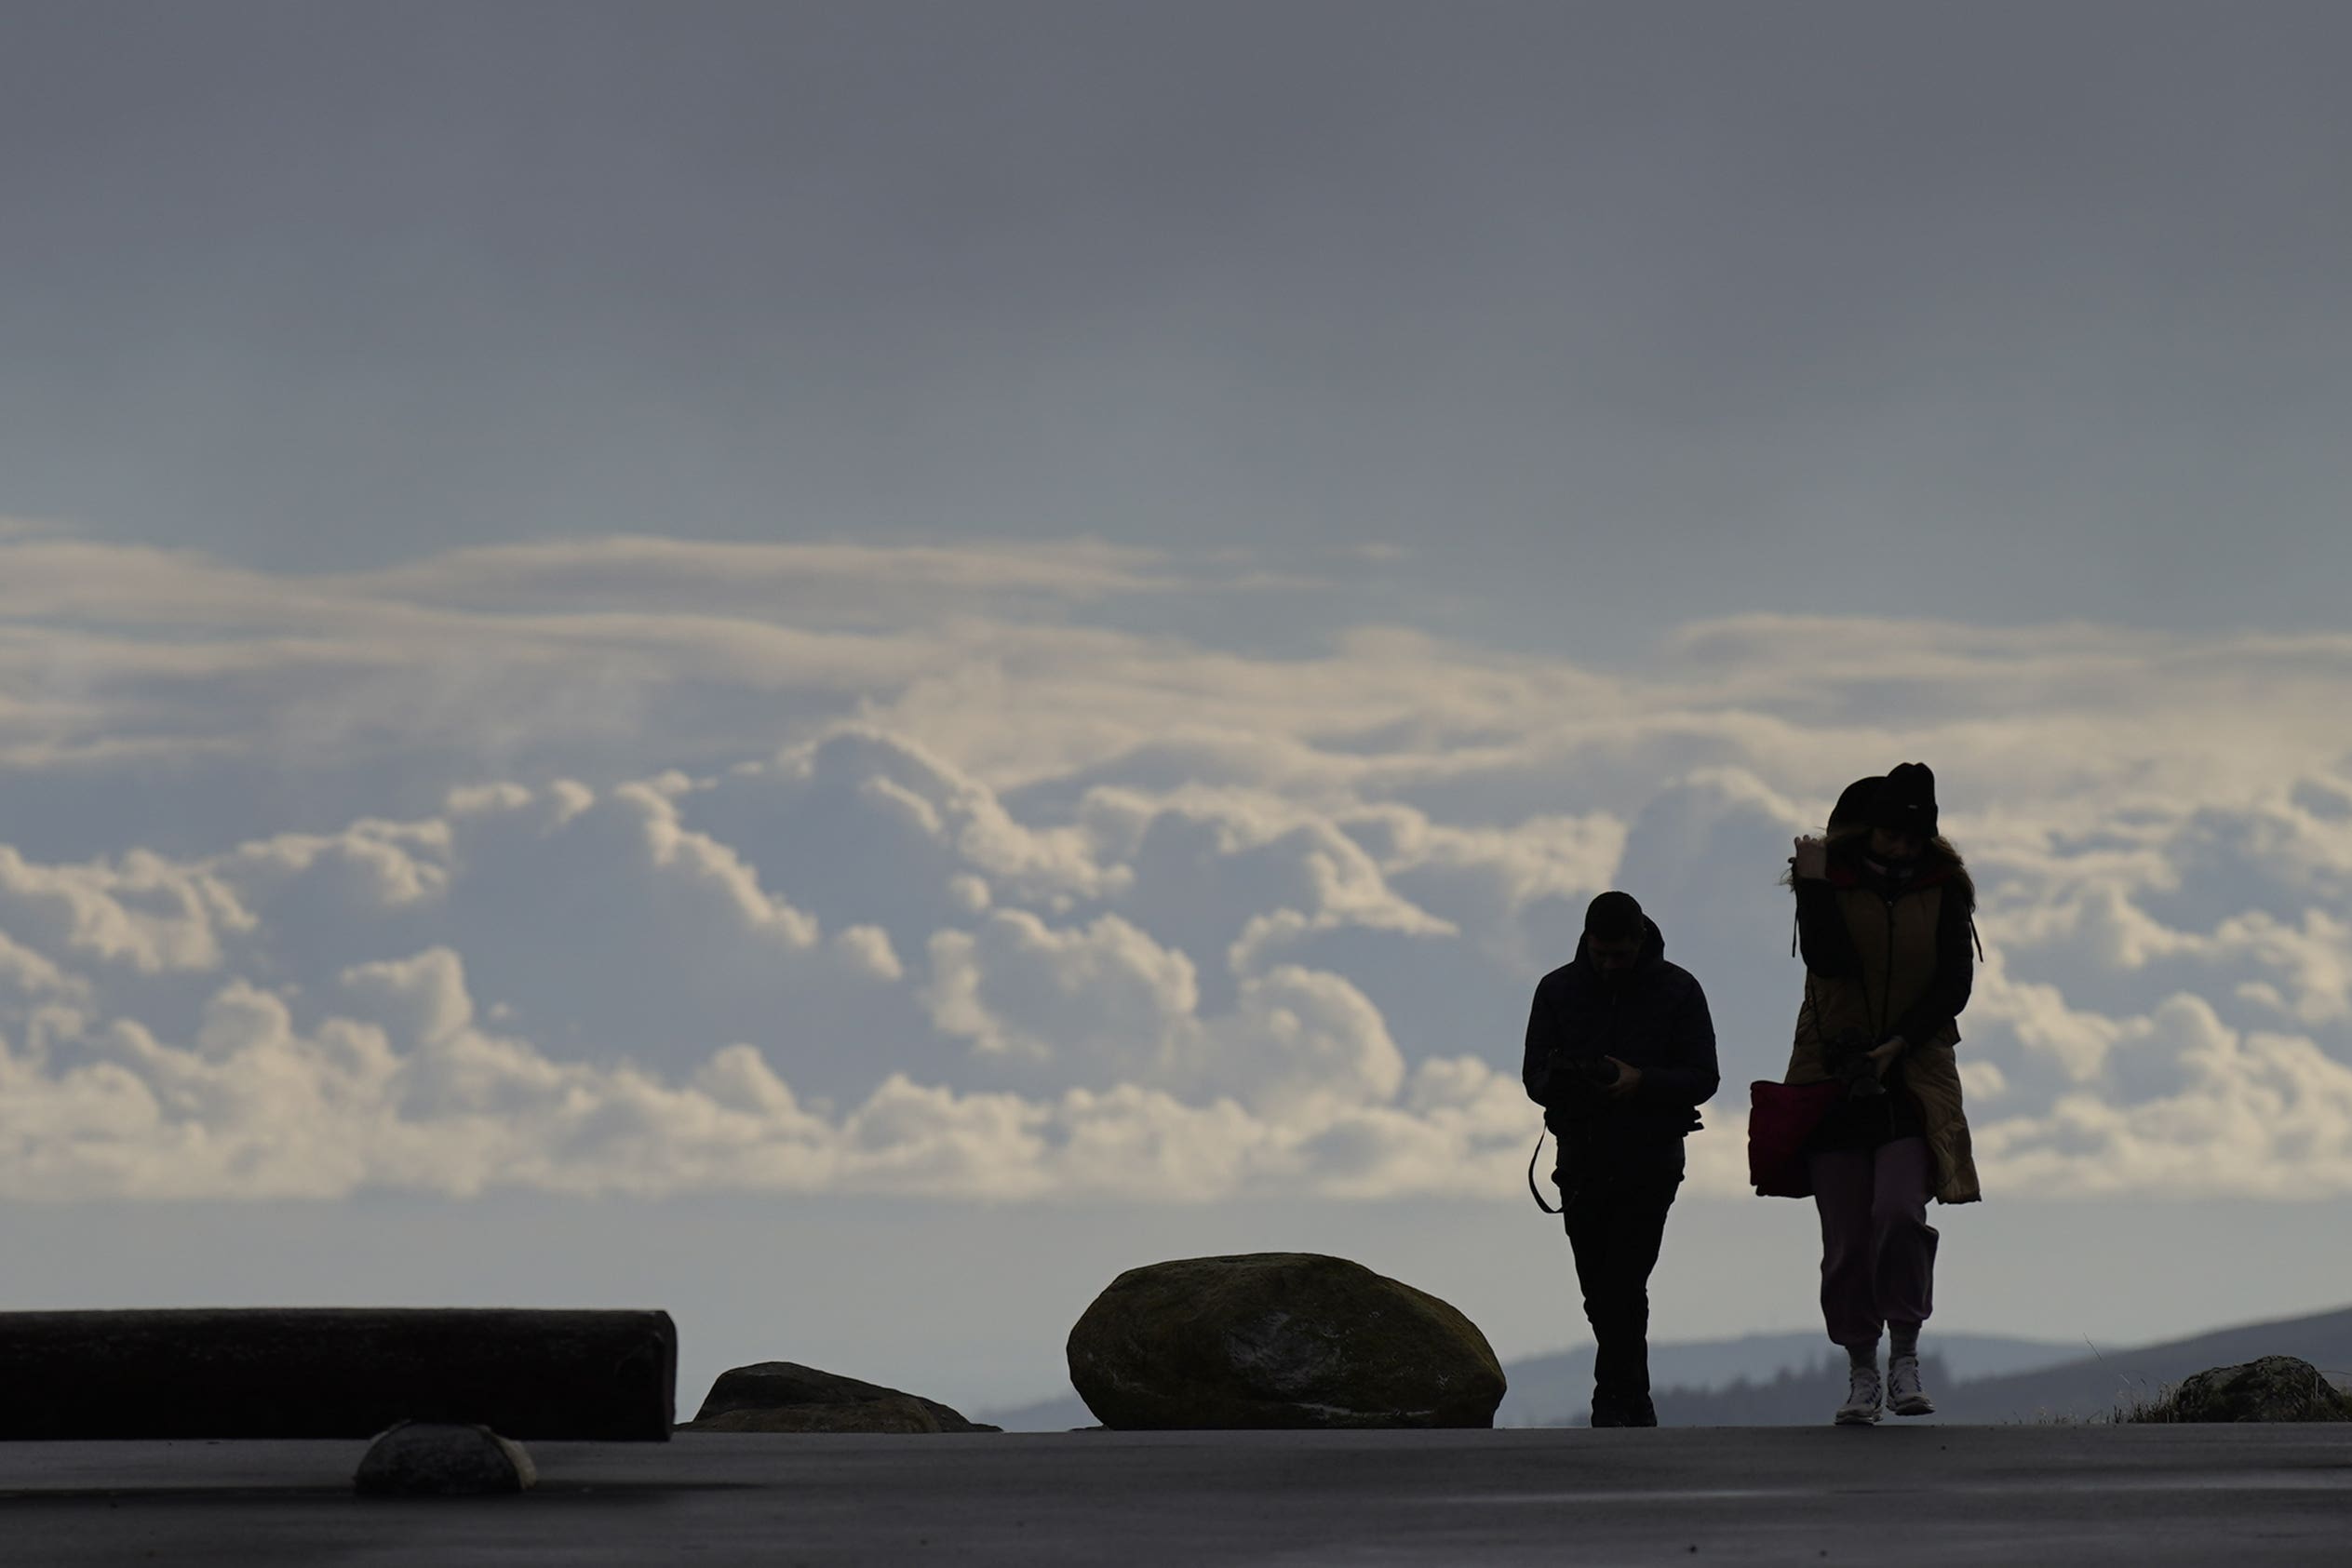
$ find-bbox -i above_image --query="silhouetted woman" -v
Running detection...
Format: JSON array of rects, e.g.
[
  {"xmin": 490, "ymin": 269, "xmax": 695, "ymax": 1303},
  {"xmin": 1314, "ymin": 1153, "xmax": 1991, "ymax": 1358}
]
[{"xmin": 1786, "ymin": 762, "xmax": 1979, "ymax": 1427}]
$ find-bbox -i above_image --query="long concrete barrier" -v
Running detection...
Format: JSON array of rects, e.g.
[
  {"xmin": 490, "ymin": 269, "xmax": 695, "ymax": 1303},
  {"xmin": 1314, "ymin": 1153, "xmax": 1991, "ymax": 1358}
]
[{"xmin": 0, "ymin": 1308, "xmax": 676, "ymax": 1441}]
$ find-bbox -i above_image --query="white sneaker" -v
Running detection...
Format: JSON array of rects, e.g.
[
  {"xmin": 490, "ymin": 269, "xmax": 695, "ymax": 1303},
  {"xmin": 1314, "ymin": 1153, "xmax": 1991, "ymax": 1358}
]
[
  {"xmin": 1888, "ymin": 1356, "xmax": 1935, "ymax": 1416},
  {"xmin": 1835, "ymin": 1365, "xmax": 1883, "ymax": 1426}
]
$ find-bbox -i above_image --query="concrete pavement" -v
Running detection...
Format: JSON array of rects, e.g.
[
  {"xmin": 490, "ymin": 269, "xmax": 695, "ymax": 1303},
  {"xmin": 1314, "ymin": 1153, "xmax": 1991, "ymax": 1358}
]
[{"xmin": 3, "ymin": 1425, "xmax": 2350, "ymax": 1564}]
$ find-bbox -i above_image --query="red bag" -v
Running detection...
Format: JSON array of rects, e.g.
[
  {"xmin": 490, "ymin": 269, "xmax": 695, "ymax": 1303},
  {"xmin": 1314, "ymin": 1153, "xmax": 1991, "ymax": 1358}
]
[{"xmin": 1747, "ymin": 1079, "xmax": 1843, "ymax": 1198}]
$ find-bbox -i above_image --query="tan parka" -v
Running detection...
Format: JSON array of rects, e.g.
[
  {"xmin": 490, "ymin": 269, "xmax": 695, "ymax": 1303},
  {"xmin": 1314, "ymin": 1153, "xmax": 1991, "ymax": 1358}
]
[{"xmin": 1783, "ymin": 867, "xmax": 1982, "ymax": 1205}]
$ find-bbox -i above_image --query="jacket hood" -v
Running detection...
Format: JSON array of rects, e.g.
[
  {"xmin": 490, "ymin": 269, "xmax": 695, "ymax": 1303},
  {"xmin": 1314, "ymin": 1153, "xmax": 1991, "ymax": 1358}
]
[{"xmin": 1571, "ymin": 914, "xmax": 1666, "ymax": 970}]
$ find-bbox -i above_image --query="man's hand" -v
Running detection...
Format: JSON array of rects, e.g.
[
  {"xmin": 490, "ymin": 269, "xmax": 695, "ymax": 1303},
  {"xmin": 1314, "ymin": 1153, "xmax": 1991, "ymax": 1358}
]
[
  {"xmin": 1605, "ymin": 1057, "xmax": 1642, "ymax": 1100},
  {"xmin": 1865, "ymin": 1037, "xmax": 1906, "ymax": 1078},
  {"xmin": 1792, "ymin": 835, "xmax": 1828, "ymax": 880}
]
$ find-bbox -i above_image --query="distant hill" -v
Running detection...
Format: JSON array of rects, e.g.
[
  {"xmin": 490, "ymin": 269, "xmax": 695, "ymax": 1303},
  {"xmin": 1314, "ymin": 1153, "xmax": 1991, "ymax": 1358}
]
[
  {"xmin": 977, "ymin": 1327, "xmax": 2080, "ymax": 1431},
  {"xmin": 1932, "ymin": 1305, "xmax": 2352, "ymax": 1424},
  {"xmin": 979, "ymin": 1307, "xmax": 2352, "ymax": 1428},
  {"xmin": 980, "ymin": 1390, "xmax": 1096, "ymax": 1431},
  {"xmin": 1633, "ymin": 1305, "xmax": 2352, "ymax": 1427}
]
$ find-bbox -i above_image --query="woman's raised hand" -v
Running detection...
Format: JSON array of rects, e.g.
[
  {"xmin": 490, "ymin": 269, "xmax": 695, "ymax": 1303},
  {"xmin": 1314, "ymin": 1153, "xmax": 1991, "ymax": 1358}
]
[{"xmin": 1792, "ymin": 835, "xmax": 1828, "ymax": 880}]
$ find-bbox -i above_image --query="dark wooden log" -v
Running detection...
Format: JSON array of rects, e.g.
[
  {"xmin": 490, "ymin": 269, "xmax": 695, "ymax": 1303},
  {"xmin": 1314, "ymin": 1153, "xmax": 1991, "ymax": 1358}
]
[{"xmin": 0, "ymin": 1308, "xmax": 675, "ymax": 1441}]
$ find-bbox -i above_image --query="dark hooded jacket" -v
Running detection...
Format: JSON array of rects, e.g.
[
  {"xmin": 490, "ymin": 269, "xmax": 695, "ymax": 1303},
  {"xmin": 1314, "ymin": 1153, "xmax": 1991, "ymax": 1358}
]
[{"xmin": 1521, "ymin": 916, "xmax": 1720, "ymax": 1174}]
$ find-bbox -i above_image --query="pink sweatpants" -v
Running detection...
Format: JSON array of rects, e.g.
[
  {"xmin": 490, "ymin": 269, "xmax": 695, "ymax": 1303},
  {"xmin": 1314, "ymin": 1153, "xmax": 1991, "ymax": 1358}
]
[{"xmin": 1808, "ymin": 1135, "xmax": 1938, "ymax": 1348}]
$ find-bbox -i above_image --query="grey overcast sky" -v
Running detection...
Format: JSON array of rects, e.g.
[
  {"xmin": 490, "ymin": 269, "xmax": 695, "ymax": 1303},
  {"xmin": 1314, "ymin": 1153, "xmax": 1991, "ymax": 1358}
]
[{"xmin": 6, "ymin": 0, "xmax": 2349, "ymax": 649}]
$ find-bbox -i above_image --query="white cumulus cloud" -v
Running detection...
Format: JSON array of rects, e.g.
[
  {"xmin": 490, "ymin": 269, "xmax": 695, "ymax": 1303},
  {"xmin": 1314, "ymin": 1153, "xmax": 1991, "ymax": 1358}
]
[{"xmin": 6, "ymin": 532, "xmax": 2352, "ymax": 1201}]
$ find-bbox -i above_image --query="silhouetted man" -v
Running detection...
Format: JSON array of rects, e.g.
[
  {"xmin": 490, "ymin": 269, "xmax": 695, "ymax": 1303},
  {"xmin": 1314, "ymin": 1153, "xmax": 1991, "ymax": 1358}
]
[{"xmin": 1522, "ymin": 891, "xmax": 1719, "ymax": 1427}]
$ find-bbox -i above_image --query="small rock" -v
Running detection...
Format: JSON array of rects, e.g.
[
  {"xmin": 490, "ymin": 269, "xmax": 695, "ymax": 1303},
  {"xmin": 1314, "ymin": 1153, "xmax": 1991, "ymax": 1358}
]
[
  {"xmin": 354, "ymin": 1421, "xmax": 536, "ymax": 1495},
  {"xmin": 2167, "ymin": 1357, "xmax": 2352, "ymax": 1423},
  {"xmin": 685, "ymin": 1362, "xmax": 999, "ymax": 1433}
]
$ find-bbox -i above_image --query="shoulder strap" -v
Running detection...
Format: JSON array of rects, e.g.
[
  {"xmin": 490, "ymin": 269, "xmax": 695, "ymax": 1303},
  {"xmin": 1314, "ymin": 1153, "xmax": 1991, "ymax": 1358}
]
[{"xmin": 1526, "ymin": 1129, "xmax": 1562, "ymax": 1215}]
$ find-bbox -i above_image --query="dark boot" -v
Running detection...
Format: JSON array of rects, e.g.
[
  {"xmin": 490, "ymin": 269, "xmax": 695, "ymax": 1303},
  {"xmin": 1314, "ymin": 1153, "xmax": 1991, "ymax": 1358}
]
[
  {"xmin": 1592, "ymin": 1322, "xmax": 1653, "ymax": 1424},
  {"xmin": 1590, "ymin": 1390, "xmax": 1658, "ymax": 1428}
]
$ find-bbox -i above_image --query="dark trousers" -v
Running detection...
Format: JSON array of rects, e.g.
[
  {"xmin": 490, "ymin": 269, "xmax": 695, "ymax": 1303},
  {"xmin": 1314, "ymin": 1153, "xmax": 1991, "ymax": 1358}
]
[
  {"xmin": 1808, "ymin": 1135, "xmax": 1937, "ymax": 1348},
  {"xmin": 1559, "ymin": 1160, "xmax": 1682, "ymax": 1418}
]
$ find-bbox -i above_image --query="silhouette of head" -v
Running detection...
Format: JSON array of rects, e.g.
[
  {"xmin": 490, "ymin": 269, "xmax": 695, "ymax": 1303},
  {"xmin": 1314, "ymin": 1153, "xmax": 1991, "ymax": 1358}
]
[
  {"xmin": 1584, "ymin": 891, "xmax": 1646, "ymax": 973},
  {"xmin": 1867, "ymin": 762, "xmax": 1938, "ymax": 864}
]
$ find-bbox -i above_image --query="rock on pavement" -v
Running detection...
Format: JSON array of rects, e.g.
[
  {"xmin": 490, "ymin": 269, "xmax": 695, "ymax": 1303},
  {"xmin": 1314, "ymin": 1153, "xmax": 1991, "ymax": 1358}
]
[
  {"xmin": 354, "ymin": 1421, "xmax": 537, "ymax": 1495},
  {"xmin": 685, "ymin": 1362, "xmax": 1001, "ymax": 1433},
  {"xmin": 1066, "ymin": 1252, "xmax": 1506, "ymax": 1429},
  {"xmin": 2164, "ymin": 1356, "xmax": 2352, "ymax": 1423}
]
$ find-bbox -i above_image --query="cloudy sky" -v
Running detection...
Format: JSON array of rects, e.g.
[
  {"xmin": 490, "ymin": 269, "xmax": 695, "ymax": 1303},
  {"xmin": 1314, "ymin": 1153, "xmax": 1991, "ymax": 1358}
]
[{"xmin": 5, "ymin": 1, "xmax": 2351, "ymax": 1412}]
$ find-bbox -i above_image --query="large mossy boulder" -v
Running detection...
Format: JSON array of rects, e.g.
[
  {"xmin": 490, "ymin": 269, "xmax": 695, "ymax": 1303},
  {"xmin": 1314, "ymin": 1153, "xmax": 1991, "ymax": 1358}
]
[
  {"xmin": 2164, "ymin": 1357, "xmax": 2352, "ymax": 1423},
  {"xmin": 684, "ymin": 1362, "xmax": 1000, "ymax": 1434},
  {"xmin": 1066, "ymin": 1253, "xmax": 1506, "ymax": 1429}
]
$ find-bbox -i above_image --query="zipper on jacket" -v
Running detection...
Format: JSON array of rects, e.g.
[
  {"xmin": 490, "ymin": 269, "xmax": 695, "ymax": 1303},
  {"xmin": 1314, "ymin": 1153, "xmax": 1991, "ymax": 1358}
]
[{"xmin": 1879, "ymin": 892, "xmax": 1897, "ymax": 1043}]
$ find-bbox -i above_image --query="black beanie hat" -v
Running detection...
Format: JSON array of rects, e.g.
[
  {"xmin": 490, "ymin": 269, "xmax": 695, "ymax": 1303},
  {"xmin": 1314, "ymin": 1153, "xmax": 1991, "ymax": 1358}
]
[
  {"xmin": 1584, "ymin": 890, "xmax": 1646, "ymax": 943},
  {"xmin": 1828, "ymin": 775, "xmax": 1884, "ymax": 832},
  {"xmin": 1871, "ymin": 762, "xmax": 1939, "ymax": 838}
]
